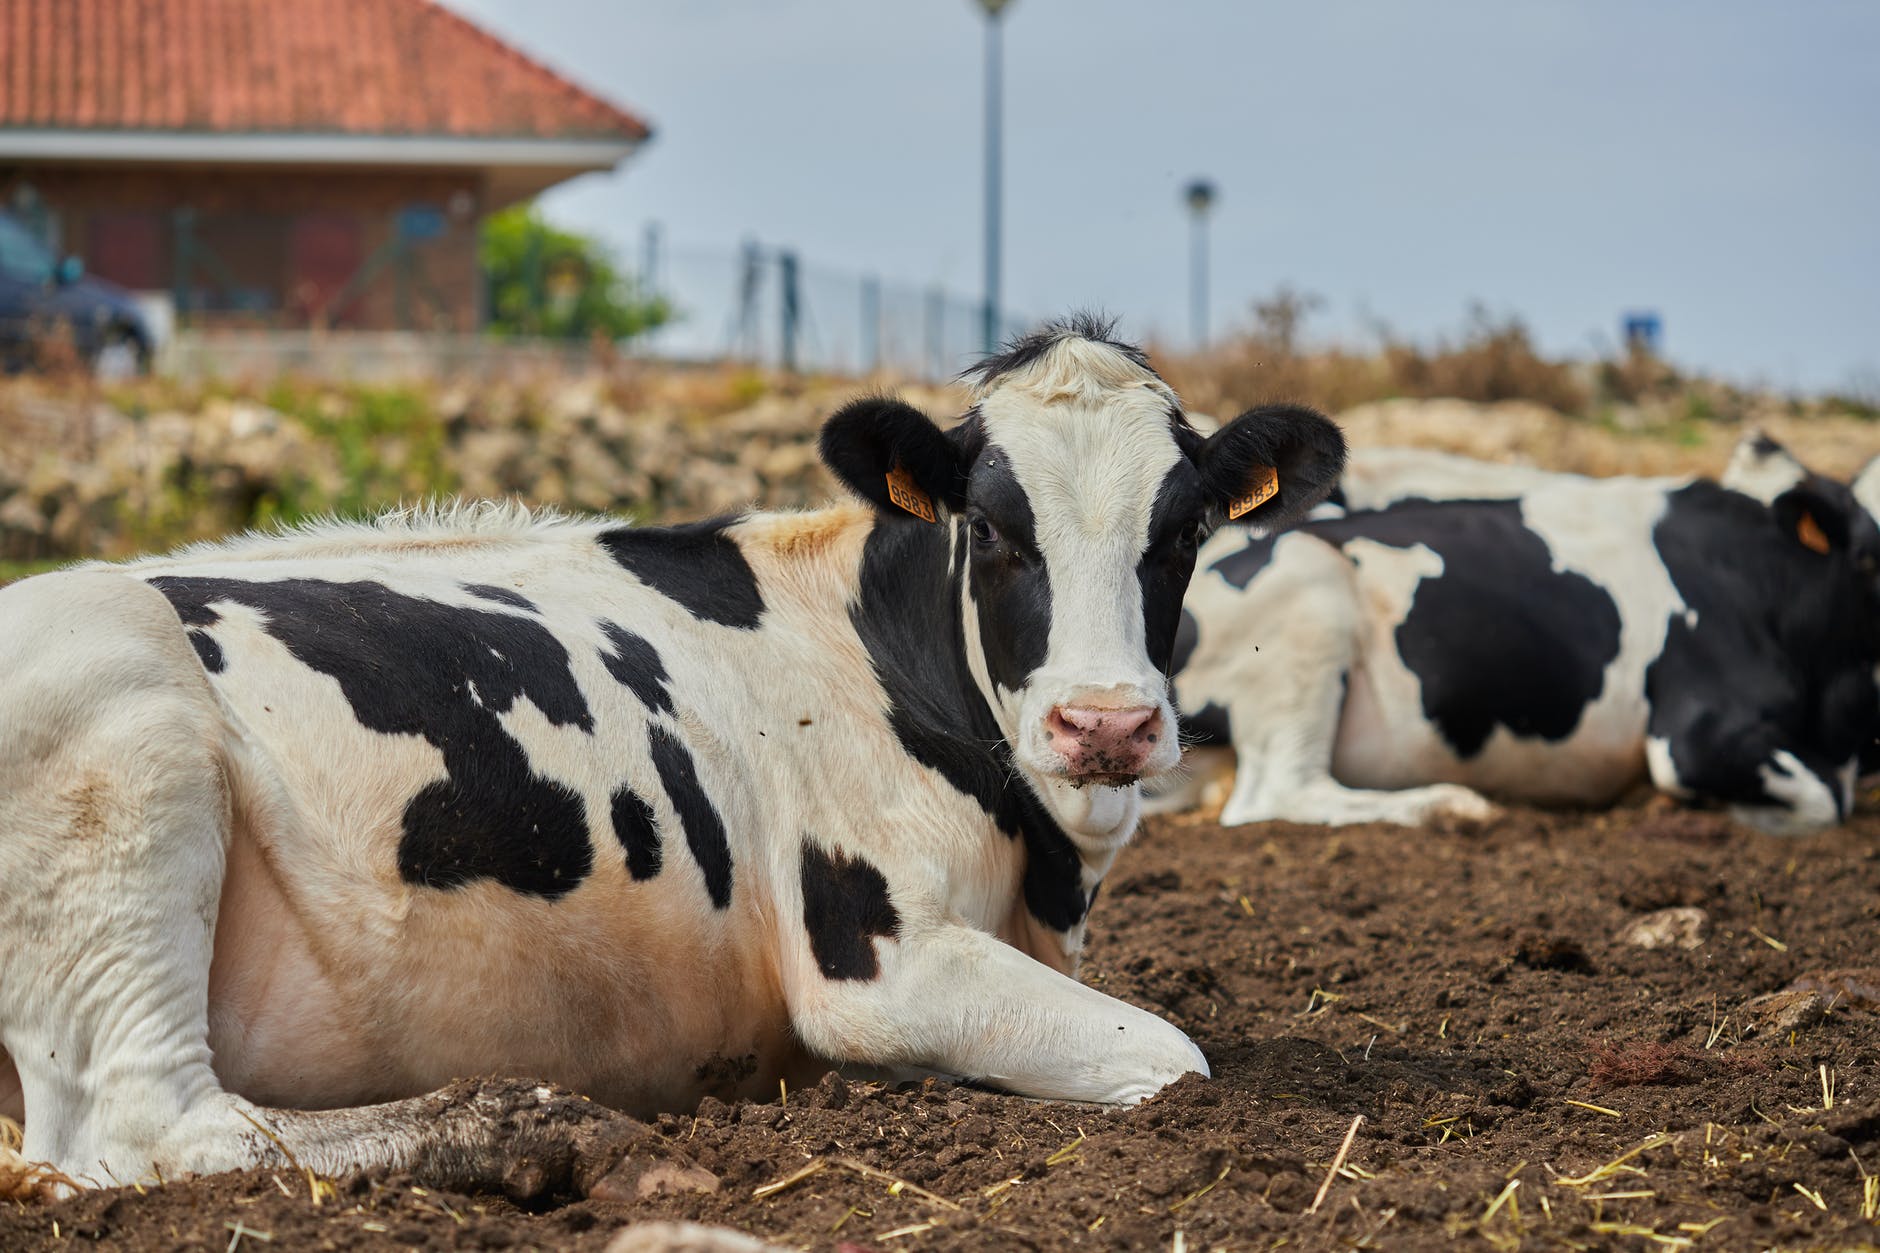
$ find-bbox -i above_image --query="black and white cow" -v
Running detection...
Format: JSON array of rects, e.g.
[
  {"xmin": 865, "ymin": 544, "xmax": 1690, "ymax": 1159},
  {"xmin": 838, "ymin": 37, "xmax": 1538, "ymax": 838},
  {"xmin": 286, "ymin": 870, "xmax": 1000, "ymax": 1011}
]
[
  {"xmin": 1166, "ymin": 434, "xmax": 1880, "ymax": 832},
  {"xmin": 0, "ymin": 317, "xmax": 1343, "ymax": 1192}
]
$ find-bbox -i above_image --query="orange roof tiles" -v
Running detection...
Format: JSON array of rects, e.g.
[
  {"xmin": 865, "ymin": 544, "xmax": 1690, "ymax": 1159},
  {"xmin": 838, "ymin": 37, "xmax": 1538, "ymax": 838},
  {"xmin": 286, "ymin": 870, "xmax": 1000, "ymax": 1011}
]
[{"xmin": 0, "ymin": 0, "xmax": 650, "ymax": 141}]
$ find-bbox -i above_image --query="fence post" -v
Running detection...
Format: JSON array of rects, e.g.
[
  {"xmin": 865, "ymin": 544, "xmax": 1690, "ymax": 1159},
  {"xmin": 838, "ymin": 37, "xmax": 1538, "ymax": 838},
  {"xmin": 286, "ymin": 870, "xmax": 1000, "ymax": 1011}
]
[
  {"xmin": 641, "ymin": 221, "xmax": 662, "ymax": 295},
  {"xmin": 925, "ymin": 286, "xmax": 945, "ymax": 381},
  {"xmin": 778, "ymin": 250, "xmax": 801, "ymax": 373},
  {"xmin": 171, "ymin": 208, "xmax": 194, "ymax": 321},
  {"xmin": 734, "ymin": 238, "xmax": 763, "ymax": 360}
]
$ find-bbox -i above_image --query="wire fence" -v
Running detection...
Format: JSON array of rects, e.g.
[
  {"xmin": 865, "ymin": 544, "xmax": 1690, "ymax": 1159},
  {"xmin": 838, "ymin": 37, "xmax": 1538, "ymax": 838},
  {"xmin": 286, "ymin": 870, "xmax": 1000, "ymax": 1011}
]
[{"xmin": 635, "ymin": 232, "xmax": 1029, "ymax": 380}]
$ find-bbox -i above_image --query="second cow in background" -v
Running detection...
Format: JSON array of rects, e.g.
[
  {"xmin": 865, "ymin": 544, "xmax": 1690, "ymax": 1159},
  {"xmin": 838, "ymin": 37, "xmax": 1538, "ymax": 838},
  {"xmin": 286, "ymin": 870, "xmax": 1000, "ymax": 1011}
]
[{"xmin": 1164, "ymin": 434, "xmax": 1880, "ymax": 833}]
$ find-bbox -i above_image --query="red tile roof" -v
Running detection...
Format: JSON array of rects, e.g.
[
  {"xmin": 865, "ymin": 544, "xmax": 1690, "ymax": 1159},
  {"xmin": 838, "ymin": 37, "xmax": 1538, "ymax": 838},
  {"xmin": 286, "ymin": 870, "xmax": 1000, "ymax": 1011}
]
[{"xmin": 0, "ymin": 0, "xmax": 650, "ymax": 141}]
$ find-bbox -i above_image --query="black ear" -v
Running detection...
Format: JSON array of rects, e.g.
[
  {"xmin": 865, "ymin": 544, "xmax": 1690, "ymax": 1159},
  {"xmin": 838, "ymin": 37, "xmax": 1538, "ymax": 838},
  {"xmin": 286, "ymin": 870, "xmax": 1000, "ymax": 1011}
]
[
  {"xmin": 820, "ymin": 397, "xmax": 969, "ymax": 520},
  {"xmin": 1772, "ymin": 481, "xmax": 1854, "ymax": 556},
  {"xmin": 1193, "ymin": 403, "xmax": 1346, "ymax": 529}
]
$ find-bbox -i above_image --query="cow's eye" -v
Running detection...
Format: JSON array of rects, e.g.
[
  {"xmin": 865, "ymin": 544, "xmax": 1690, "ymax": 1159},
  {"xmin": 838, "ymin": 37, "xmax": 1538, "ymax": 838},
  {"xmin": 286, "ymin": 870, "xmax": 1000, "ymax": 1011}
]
[
  {"xmin": 970, "ymin": 517, "xmax": 1001, "ymax": 549},
  {"xmin": 1176, "ymin": 520, "xmax": 1204, "ymax": 550}
]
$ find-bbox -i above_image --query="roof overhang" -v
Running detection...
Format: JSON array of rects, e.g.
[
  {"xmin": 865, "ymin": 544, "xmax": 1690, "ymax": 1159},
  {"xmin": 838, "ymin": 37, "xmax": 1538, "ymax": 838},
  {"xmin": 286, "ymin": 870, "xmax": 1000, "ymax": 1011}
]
[{"xmin": 0, "ymin": 128, "xmax": 642, "ymax": 169}]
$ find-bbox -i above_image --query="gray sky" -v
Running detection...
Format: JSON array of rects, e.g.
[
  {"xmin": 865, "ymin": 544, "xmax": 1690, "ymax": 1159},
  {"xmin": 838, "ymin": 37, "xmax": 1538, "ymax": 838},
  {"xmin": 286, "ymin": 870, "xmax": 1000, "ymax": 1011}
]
[{"xmin": 443, "ymin": 0, "xmax": 1877, "ymax": 392}]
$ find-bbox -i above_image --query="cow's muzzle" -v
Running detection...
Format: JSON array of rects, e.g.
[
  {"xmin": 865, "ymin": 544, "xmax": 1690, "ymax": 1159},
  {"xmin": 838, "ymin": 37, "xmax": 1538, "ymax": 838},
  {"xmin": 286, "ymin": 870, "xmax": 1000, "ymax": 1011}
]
[{"xmin": 1045, "ymin": 703, "xmax": 1165, "ymax": 786}]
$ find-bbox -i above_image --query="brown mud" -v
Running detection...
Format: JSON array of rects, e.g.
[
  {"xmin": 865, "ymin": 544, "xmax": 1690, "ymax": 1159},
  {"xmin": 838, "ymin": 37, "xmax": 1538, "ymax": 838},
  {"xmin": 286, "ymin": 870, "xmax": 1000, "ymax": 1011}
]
[{"xmin": 7, "ymin": 798, "xmax": 1880, "ymax": 1250}]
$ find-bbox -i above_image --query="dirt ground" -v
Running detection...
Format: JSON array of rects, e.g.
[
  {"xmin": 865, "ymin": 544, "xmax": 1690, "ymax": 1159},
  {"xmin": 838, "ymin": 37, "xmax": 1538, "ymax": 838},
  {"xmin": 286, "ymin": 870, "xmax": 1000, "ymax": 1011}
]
[{"xmin": 6, "ymin": 797, "xmax": 1880, "ymax": 1252}]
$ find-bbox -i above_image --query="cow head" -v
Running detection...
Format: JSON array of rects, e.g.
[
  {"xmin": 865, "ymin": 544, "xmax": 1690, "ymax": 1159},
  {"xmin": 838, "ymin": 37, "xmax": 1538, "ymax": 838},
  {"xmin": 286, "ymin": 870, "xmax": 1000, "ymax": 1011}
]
[{"xmin": 821, "ymin": 316, "xmax": 1344, "ymax": 833}]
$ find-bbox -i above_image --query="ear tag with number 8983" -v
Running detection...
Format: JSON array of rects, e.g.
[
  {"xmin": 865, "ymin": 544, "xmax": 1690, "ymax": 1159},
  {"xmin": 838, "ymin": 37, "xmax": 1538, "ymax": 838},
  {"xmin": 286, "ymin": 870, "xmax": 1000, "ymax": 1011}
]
[
  {"xmin": 885, "ymin": 461, "xmax": 936, "ymax": 523},
  {"xmin": 1227, "ymin": 463, "xmax": 1280, "ymax": 520}
]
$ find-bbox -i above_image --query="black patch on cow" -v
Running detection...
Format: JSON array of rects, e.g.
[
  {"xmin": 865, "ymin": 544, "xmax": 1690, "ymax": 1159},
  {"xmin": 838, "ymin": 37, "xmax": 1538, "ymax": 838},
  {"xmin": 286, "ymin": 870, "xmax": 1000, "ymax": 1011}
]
[
  {"xmin": 611, "ymin": 785, "xmax": 662, "ymax": 880},
  {"xmin": 647, "ymin": 724, "xmax": 734, "ymax": 908},
  {"xmin": 1139, "ymin": 461, "xmax": 1205, "ymax": 674},
  {"xmin": 463, "ymin": 583, "xmax": 538, "ymax": 613},
  {"xmin": 850, "ymin": 519, "xmax": 1090, "ymax": 932},
  {"xmin": 187, "ymin": 629, "xmax": 226, "ymax": 673},
  {"xmin": 1310, "ymin": 502, "xmax": 1623, "ymax": 758},
  {"xmin": 1645, "ymin": 481, "xmax": 1878, "ymax": 814},
  {"xmin": 962, "ymin": 312, "xmax": 1156, "ymax": 387},
  {"xmin": 1181, "ymin": 701, "xmax": 1231, "ymax": 747},
  {"xmin": 1204, "ymin": 531, "xmax": 1279, "ymax": 590},
  {"xmin": 967, "ymin": 450, "xmax": 1052, "ymax": 693},
  {"xmin": 1170, "ymin": 608, "xmax": 1201, "ymax": 678},
  {"xmin": 799, "ymin": 839, "xmax": 900, "ymax": 980},
  {"xmin": 146, "ymin": 576, "xmax": 597, "ymax": 899},
  {"xmin": 599, "ymin": 519, "xmax": 765, "ymax": 630},
  {"xmin": 597, "ymin": 620, "xmax": 674, "ymax": 714}
]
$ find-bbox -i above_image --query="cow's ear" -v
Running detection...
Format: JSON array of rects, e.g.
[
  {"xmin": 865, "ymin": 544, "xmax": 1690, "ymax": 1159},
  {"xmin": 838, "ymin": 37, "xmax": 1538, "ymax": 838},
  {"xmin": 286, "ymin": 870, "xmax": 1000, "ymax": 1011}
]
[
  {"xmin": 819, "ymin": 397, "xmax": 969, "ymax": 522},
  {"xmin": 1722, "ymin": 428, "xmax": 1809, "ymax": 505},
  {"xmin": 1772, "ymin": 484, "xmax": 1852, "ymax": 556},
  {"xmin": 1854, "ymin": 456, "xmax": 1880, "ymax": 525},
  {"xmin": 1192, "ymin": 403, "xmax": 1346, "ymax": 529}
]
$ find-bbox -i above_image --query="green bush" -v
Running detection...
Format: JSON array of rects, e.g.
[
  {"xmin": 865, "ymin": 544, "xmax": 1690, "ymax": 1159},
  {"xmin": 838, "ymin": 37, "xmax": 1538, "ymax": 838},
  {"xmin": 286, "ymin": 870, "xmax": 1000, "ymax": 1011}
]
[{"xmin": 480, "ymin": 206, "xmax": 673, "ymax": 342}]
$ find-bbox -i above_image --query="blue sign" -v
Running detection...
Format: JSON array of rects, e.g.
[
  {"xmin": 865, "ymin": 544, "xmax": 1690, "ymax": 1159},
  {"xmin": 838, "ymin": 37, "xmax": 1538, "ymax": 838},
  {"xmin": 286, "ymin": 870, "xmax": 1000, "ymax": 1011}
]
[{"xmin": 1622, "ymin": 311, "xmax": 1662, "ymax": 354}]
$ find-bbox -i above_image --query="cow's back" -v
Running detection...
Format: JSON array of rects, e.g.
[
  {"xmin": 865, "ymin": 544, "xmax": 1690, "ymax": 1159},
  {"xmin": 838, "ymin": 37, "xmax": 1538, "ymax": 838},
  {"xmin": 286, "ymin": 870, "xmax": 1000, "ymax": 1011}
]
[
  {"xmin": 85, "ymin": 526, "xmax": 831, "ymax": 1114},
  {"xmin": 1312, "ymin": 479, "xmax": 1685, "ymax": 799}
]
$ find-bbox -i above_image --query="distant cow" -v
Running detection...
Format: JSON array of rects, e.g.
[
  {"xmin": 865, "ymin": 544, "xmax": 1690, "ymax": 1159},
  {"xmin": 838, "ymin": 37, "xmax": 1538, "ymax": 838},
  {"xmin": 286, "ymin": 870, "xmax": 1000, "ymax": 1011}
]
[
  {"xmin": 0, "ymin": 317, "xmax": 1343, "ymax": 1192},
  {"xmin": 1166, "ymin": 434, "xmax": 1880, "ymax": 832}
]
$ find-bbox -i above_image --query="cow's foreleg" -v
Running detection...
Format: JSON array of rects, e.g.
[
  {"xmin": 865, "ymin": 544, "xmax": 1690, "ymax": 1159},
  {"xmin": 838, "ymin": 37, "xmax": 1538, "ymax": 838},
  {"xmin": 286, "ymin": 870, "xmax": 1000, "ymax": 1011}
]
[
  {"xmin": 1646, "ymin": 714, "xmax": 1852, "ymax": 835},
  {"xmin": 789, "ymin": 923, "xmax": 1206, "ymax": 1106},
  {"xmin": 1189, "ymin": 540, "xmax": 1494, "ymax": 828}
]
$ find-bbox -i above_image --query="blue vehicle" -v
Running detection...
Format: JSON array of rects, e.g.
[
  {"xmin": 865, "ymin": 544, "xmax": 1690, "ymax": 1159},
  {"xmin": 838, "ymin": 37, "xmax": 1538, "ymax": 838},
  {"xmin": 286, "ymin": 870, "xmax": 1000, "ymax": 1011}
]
[{"xmin": 0, "ymin": 211, "xmax": 153, "ymax": 376}]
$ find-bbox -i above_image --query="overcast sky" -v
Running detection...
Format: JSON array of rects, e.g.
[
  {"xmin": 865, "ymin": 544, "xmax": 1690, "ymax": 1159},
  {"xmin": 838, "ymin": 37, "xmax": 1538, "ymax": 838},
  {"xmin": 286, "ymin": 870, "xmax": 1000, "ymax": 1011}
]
[{"xmin": 442, "ymin": 0, "xmax": 1876, "ymax": 392}]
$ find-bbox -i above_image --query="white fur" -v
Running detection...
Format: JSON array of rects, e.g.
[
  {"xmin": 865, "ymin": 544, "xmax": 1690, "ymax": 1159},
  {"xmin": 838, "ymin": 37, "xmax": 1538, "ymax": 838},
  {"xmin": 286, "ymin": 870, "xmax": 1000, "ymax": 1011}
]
[
  {"xmin": 1720, "ymin": 431, "xmax": 1808, "ymax": 504},
  {"xmin": 1734, "ymin": 751, "xmax": 1847, "ymax": 835},
  {"xmin": 1336, "ymin": 447, "xmax": 1687, "ymax": 512}
]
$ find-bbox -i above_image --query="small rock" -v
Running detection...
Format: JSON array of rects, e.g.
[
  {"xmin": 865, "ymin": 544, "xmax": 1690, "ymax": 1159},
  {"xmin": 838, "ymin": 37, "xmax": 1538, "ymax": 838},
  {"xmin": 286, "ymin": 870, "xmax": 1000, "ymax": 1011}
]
[
  {"xmin": 1743, "ymin": 989, "xmax": 1827, "ymax": 1037},
  {"xmin": 1617, "ymin": 907, "xmax": 1708, "ymax": 951},
  {"xmin": 588, "ymin": 1154, "xmax": 720, "ymax": 1203},
  {"xmin": 604, "ymin": 1221, "xmax": 784, "ymax": 1253}
]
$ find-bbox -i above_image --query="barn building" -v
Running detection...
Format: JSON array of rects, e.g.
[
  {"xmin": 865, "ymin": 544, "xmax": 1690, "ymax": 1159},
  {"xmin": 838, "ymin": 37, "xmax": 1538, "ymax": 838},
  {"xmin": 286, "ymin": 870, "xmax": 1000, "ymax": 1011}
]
[{"xmin": 0, "ymin": 0, "xmax": 650, "ymax": 332}]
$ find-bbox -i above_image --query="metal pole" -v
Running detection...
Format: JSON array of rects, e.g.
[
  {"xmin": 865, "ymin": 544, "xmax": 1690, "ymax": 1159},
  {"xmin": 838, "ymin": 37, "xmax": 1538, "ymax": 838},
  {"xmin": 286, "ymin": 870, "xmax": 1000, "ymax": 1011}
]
[
  {"xmin": 1190, "ymin": 211, "xmax": 1208, "ymax": 350},
  {"xmin": 640, "ymin": 221, "xmax": 662, "ymax": 295},
  {"xmin": 861, "ymin": 274, "xmax": 881, "ymax": 374},
  {"xmin": 1183, "ymin": 179, "xmax": 1217, "ymax": 351},
  {"xmin": 779, "ymin": 250, "xmax": 800, "ymax": 373},
  {"xmin": 925, "ymin": 285, "xmax": 945, "ymax": 380},
  {"xmin": 981, "ymin": 8, "xmax": 1004, "ymax": 353}
]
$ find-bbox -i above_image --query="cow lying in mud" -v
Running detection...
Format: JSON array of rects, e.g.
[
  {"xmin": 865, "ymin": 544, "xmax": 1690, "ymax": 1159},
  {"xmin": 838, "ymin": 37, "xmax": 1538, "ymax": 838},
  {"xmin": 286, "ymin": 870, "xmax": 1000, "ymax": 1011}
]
[
  {"xmin": 0, "ymin": 317, "xmax": 1343, "ymax": 1193},
  {"xmin": 1163, "ymin": 434, "xmax": 1880, "ymax": 832}
]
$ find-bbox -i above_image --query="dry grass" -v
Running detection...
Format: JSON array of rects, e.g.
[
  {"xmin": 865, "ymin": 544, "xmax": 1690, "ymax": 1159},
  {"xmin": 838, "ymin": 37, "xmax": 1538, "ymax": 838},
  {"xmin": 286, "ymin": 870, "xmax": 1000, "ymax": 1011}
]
[
  {"xmin": 1588, "ymin": 1040, "xmax": 1699, "ymax": 1088},
  {"xmin": 1156, "ymin": 287, "xmax": 1876, "ymax": 447},
  {"xmin": 0, "ymin": 1115, "xmax": 77, "ymax": 1202}
]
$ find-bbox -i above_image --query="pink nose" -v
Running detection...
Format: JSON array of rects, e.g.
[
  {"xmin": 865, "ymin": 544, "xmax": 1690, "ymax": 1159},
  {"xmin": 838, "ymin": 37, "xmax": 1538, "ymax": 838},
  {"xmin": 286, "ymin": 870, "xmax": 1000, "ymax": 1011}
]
[{"xmin": 1045, "ymin": 704, "xmax": 1164, "ymax": 781}]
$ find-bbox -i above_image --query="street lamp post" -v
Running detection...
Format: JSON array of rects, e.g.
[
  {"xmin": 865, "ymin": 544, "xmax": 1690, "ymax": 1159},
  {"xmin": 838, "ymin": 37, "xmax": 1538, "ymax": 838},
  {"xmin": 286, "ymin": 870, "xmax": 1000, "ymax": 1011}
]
[
  {"xmin": 1184, "ymin": 178, "xmax": 1217, "ymax": 351},
  {"xmin": 977, "ymin": 0, "xmax": 1014, "ymax": 354}
]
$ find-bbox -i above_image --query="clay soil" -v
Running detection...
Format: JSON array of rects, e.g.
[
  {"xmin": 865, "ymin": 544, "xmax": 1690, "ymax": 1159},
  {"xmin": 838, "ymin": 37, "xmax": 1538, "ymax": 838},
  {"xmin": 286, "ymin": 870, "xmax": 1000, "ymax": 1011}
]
[{"xmin": 8, "ymin": 799, "xmax": 1880, "ymax": 1251}]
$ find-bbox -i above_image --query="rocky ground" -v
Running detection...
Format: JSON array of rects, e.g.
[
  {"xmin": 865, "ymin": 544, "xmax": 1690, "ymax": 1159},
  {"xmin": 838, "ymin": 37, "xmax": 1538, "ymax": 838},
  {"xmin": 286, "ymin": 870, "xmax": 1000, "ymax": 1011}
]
[
  {"xmin": 6, "ymin": 368, "xmax": 1878, "ymax": 567},
  {"xmin": 6, "ymin": 798, "xmax": 1879, "ymax": 1251}
]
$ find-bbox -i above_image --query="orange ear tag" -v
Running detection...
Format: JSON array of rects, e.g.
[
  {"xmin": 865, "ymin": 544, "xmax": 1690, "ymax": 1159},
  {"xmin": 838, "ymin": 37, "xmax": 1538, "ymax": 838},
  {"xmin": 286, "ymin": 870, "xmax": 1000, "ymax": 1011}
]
[
  {"xmin": 1797, "ymin": 510, "xmax": 1831, "ymax": 554},
  {"xmin": 1226, "ymin": 463, "xmax": 1280, "ymax": 521},
  {"xmin": 885, "ymin": 461, "xmax": 937, "ymax": 523}
]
